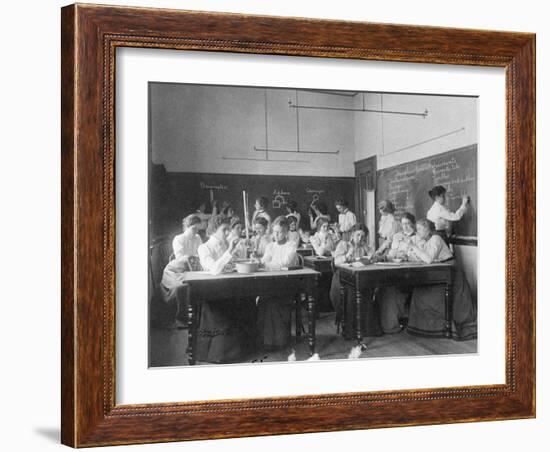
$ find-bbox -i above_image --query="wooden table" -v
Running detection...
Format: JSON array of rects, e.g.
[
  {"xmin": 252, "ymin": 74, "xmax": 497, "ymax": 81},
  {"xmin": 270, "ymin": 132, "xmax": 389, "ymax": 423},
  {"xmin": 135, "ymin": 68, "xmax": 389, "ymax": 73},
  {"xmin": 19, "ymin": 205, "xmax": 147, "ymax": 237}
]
[
  {"xmin": 296, "ymin": 247, "xmax": 314, "ymax": 258},
  {"xmin": 303, "ymin": 255, "xmax": 335, "ymax": 313},
  {"xmin": 180, "ymin": 268, "xmax": 320, "ymax": 364},
  {"xmin": 303, "ymin": 255, "xmax": 333, "ymax": 273},
  {"xmin": 337, "ymin": 261, "xmax": 454, "ymax": 347}
]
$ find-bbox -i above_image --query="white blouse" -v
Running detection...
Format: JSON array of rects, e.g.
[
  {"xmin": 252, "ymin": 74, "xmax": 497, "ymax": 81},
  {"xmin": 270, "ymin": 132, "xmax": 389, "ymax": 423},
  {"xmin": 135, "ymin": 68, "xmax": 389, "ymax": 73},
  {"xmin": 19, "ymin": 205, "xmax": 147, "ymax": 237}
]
[
  {"xmin": 333, "ymin": 240, "xmax": 372, "ymax": 265},
  {"xmin": 338, "ymin": 209, "xmax": 357, "ymax": 233},
  {"xmin": 387, "ymin": 231, "xmax": 417, "ymax": 259},
  {"xmin": 426, "ymin": 201, "xmax": 467, "ymax": 231},
  {"xmin": 378, "ymin": 214, "xmax": 401, "ymax": 240},
  {"xmin": 172, "ymin": 231, "xmax": 202, "ymax": 260},
  {"xmin": 251, "ymin": 233, "xmax": 272, "ymax": 258},
  {"xmin": 197, "ymin": 235, "xmax": 233, "ymax": 275},
  {"xmin": 262, "ymin": 241, "xmax": 298, "ymax": 271},
  {"xmin": 310, "ymin": 232, "xmax": 337, "ymax": 257},
  {"xmin": 287, "ymin": 230, "xmax": 300, "ymax": 248},
  {"xmin": 410, "ymin": 235, "xmax": 453, "ymax": 264}
]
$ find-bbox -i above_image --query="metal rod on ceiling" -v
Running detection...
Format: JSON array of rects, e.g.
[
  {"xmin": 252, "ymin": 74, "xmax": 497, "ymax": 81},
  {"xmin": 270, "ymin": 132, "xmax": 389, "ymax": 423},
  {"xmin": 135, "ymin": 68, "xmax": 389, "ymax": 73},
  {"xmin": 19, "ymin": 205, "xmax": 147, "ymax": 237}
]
[
  {"xmin": 222, "ymin": 156, "xmax": 309, "ymax": 163},
  {"xmin": 288, "ymin": 101, "xmax": 429, "ymax": 118},
  {"xmin": 386, "ymin": 126, "xmax": 466, "ymax": 155},
  {"xmin": 253, "ymin": 146, "xmax": 339, "ymax": 155}
]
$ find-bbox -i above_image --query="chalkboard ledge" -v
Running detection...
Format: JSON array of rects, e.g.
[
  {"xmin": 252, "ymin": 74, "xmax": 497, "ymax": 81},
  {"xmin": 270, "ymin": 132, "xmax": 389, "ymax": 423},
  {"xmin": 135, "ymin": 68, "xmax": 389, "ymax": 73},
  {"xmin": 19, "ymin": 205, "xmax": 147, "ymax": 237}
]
[{"xmin": 450, "ymin": 235, "xmax": 478, "ymax": 246}]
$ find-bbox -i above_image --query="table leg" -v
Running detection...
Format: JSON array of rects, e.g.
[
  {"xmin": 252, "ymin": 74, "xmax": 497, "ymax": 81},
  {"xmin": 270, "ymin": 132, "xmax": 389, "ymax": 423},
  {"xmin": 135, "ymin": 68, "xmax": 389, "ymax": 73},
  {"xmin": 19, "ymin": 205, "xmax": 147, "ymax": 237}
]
[
  {"xmin": 187, "ymin": 302, "xmax": 196, "ymax": 365},
  {"xmin": 307, "ymin": 293, "xmax": 316, "ymax": 356},
  {"xmin": 340, "ymin": 281, "xmax": 347, "ymax": 337},
  {"xmin": 355, "ymin": 288, "xmax": 363, "ymax": 346},
  {"xmin": 295, "ymin": 293, "xmax": 303, "ymax": 338},
  {"xmin": 444, "ymin": 283, "xmax": 453, "ymax": 338}
]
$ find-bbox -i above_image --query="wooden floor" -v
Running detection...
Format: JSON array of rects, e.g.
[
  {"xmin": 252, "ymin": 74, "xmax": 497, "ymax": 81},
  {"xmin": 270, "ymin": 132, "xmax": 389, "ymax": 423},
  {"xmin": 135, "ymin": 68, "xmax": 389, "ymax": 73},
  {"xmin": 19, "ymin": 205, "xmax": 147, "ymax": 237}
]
[{"xmin": 149, "ymin": 311, "xmax": 477, "ymax": 367}]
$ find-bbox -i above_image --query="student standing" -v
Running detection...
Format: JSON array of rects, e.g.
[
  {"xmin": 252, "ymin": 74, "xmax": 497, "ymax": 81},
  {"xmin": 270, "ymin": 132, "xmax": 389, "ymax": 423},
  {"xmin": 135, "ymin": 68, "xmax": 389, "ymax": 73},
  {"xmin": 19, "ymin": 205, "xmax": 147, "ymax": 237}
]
[
  {"xmin": 376, "ymin": 200, "xmax": 401, "ymax": 252},
  {"xmin": 335, "ymin": 198, "xmax": 357, "ymax": 242},
  {"xmin": 285, "ymin": 200, "xmax": 302, "ymax": 229},
  {"xmin": 426, "ymin": 185, "xmax": 469, "ymax": 245},
  {"xmin": 251, "ymin": 196, "xmax": 272, "ymax": 230},
  {"xmin": 308, "ymin": 200, "xmax": 331, "ymax": 231}
]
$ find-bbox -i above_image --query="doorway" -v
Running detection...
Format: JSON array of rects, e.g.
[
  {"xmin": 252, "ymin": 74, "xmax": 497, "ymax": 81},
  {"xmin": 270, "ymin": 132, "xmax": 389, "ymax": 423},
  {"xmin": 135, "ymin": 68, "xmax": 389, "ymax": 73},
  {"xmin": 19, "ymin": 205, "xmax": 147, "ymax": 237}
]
[{"xmin": 354, "ymin": 156, "xmax": 377, "ymax": 249}]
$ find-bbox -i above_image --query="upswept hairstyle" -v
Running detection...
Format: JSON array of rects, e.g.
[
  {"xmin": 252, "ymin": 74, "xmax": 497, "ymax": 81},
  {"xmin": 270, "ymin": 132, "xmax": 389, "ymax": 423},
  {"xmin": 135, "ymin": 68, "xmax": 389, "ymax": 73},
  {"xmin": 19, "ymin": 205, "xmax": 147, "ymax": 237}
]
[
  {"xmin": 428, "ymin": 185, "xmax": 447, "ymax": 200},
  {"xmin": 182, "ymin": 214, "xmax": 201, "ymax": 230}
]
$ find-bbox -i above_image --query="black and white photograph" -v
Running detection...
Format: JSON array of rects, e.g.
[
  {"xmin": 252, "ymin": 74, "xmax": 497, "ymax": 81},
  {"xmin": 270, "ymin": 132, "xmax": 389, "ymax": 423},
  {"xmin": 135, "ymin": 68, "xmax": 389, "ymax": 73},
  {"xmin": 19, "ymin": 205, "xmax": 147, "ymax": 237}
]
[{"xmin": 148, "ymin": 82, "xmax": 479, "ymax": 367}]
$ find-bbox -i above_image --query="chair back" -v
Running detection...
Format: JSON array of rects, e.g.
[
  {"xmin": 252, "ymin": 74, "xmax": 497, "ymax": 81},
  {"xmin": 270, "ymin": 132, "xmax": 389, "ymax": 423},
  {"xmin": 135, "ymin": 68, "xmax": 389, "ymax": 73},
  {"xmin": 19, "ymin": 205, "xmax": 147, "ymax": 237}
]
[{"xmin": 149, "ymin": 236, "xmax": 173, "ymax": 293}]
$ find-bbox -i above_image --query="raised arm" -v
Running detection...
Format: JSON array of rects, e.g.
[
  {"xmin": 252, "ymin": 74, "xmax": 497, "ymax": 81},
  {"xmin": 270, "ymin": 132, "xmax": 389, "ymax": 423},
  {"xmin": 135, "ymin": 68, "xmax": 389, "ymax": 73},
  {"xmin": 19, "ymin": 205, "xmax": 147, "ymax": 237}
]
[{"xmin": 439, "ymin": 197, "xmax": 469, "ymax": 221}]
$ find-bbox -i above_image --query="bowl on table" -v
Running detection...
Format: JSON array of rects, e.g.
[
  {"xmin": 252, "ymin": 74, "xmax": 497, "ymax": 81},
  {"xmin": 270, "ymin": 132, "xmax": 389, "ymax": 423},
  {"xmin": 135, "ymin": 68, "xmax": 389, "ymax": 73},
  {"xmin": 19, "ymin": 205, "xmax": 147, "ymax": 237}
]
[
  {"xmin": 235, "ymin": 261, "xmax": 260, "ymax": 274},
  {"xmin": 391, "ymin": 258, "xmax": 404, "ymax": 263}
]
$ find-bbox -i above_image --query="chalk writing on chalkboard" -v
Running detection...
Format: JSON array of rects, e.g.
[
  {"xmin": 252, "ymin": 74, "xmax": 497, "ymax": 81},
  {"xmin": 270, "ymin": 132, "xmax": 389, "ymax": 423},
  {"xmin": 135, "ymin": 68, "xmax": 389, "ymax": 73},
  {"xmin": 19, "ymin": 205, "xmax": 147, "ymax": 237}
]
[
  {"xmin": 272, "ymin": 189, "xmax": 291, "ymax": 209},
  {"xmin": 306, "ymin": 188, "xmax": 325, "ymax": 203},
  {"xmin": 200, "ymin": 182, "xmax": 228, "ymax": 191},
  {"xmin": 377, "ymin": 144, "xmax": 477, "ymax": 237}
]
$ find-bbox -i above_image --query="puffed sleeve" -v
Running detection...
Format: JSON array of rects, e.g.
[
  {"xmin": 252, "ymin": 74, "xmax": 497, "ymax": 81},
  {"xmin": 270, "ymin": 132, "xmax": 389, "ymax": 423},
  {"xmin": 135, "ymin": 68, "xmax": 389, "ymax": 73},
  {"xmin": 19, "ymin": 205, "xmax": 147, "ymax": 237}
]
[{"xmin": 198, "ymin": 243, "xmax": 232, "ymax": 275}]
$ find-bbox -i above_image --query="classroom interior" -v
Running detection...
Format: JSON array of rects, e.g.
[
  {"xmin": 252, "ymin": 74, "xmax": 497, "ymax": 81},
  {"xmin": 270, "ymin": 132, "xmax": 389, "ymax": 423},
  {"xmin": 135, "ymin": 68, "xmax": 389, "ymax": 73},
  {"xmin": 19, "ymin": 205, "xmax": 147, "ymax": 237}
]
[{"xmin": 148, "ymin": 82, "xmax": 478, "ymax": 366}]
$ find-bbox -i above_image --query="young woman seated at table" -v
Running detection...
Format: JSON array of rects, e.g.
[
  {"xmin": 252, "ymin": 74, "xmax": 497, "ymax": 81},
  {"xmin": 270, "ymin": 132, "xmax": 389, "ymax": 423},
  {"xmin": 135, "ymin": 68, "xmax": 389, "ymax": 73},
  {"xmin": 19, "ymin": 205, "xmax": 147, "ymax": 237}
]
[
  {"xmin": 379, "ymin": 219, "xmax": 477, "ymax": 340},
  {"xmin": 376, "ymin": 213, "xmax": 420, "ymax": 332},
  {"xmin": 375, "ymin": 212, "xmax": 417, "ymax": 260},
  {"xmin": 195, "ymin": 216, "xmax": 257, "ymax": 363},
  {"xmin": 257, "ymin": 216, "xmax": 299, "ymax": 350},
  {"xmin": 329, "ymin": 224, "xmax": 382, "ymax": 338},
  {"xmin": 227, "ymin": 217, "xmax": 249, "ymax": 260},
  {"xmin": 172, "ymin": 214, "xmax": 203, "ymax": 260},
  {"xmin": 250, "ymin": 216, "xmax": 272, "ymax": 259},
  {"xmin": 286, "ymin": 215, "xmax": 300, "ymax": 248},
  {"xmin": 310, "ymin": 217, "xmax": 338, "ymax": 257}
]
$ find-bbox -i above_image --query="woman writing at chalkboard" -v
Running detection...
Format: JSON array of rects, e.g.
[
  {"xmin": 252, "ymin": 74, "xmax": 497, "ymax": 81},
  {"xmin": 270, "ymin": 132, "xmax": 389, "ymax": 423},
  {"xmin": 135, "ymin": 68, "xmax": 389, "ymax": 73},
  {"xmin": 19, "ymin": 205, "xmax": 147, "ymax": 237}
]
[{"xmin": 426, "ymin": 185, "xmax": 469, "ymax": 245}]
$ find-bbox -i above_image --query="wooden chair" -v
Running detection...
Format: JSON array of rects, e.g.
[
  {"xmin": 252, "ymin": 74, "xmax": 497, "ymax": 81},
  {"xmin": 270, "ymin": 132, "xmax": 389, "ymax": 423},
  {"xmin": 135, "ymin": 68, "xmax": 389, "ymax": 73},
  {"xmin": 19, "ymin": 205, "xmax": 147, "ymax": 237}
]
[{"xmin": 148, "ymin": 236, "xmax": 176, "ymax": 328}]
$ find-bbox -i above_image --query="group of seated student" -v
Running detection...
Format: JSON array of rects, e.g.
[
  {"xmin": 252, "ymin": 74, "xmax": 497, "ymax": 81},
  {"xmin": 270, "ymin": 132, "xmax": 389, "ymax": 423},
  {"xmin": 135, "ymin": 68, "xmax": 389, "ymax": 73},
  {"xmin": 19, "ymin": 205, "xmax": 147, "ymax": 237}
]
[
  {"xmin": 158, "ymin": 186, "xmax": 476, "ymax": 363},
  {"xmin": 160, "ymin": 208, "xmax": 302, "ymax": 363}
]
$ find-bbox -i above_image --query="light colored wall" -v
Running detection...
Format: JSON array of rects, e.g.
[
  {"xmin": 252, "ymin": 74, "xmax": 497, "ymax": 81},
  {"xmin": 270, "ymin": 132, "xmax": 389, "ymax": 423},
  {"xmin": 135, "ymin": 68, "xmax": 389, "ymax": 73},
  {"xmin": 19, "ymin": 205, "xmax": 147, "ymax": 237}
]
[
  {"xmin": 150, "ymin": 84, "xmax": 355, "ymax": 177},
  {"xmin": 354, "ymin": 92, "xmax": 478, "ymax": 169}
]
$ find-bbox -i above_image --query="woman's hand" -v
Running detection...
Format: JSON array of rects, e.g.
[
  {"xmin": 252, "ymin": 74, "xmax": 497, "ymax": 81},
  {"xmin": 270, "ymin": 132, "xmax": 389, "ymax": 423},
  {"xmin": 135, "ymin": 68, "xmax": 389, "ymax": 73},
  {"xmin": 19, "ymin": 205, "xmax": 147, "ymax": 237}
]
[
  {"xmin": 229, "ymin": 237, "xmax": 241, "ymax": 254},
  {"xmin": 462, "ymin": 195, "xmax": 470, "ymax": 205}
]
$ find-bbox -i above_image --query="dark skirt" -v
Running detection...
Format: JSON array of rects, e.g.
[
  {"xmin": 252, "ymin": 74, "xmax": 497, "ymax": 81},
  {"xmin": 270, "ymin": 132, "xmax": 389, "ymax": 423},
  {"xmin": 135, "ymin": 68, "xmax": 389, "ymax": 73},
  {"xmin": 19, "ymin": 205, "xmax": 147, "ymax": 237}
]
[
  {"xmin": 257, "ymin": 297, "xmax": 293, "ymax": 349},
  {"xmin": 195, "ymin": 298, "xmax": 257, "ymax": 363},
  {"xmin": 378, "ymin": 286, "xmax": 412, "ymax": 334},
  {"xmin": 407, "ymin": 266, "xmax": 477, "ymax": 340},
  {"xmin": 330, "ymin": 270, "xmax": 383, "ymax": 338}
]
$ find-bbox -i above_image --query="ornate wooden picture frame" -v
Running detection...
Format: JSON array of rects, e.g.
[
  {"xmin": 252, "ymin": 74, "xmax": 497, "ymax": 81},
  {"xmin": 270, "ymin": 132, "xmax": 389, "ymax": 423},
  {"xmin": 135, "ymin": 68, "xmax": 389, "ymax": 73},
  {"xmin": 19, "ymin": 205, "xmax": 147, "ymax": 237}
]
[{"xmin": 61, "ymin": 3, "xmax": 535, "ymax": 447}]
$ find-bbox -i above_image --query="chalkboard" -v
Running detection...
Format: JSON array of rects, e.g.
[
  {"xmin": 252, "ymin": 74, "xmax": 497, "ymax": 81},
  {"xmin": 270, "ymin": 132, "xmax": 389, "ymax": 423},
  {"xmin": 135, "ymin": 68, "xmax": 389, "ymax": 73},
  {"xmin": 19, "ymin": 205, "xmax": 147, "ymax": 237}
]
[
  {"xmin": 376, "ymin": 144, "xmax": 477, "ymax": 237},
  {"xmin": 150, "ymin": 168, "xmax": 355, "ymax": 238}
]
